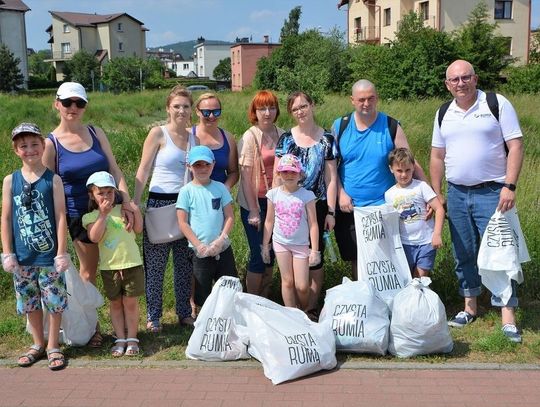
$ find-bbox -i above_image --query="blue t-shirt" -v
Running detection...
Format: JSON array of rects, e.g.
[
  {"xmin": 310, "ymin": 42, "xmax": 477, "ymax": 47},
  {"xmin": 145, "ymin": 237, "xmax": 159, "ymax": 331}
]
[
  {"xmin": 11, "ymin": 169, "xmax": 57, "ymax": 267},
  {"xmin": 333, "ymin": 112, "xmax": 395, "ymax": 206},
  {"xmin": 176, "ymin": 180, "xmax": 232, "ymax": 247}
]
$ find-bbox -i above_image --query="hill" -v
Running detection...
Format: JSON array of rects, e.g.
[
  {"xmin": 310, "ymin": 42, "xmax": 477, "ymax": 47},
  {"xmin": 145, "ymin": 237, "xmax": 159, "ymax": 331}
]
[{"xmin": 148, "ymin": 39, "xmax": 233, "ymax": 61}]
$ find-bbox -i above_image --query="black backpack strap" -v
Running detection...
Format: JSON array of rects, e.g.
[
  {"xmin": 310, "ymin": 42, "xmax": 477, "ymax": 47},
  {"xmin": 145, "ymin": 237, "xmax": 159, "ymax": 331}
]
[
  {"xmin": 386, "ymin": 115, "xmax": 398, "ymax": 144},
  {"xmin": 437, "ymin": 100, "xmax": 452, "ymax": 128},
  {"xmin": 335, "ymin": 113, "xmax": 352, "ymax": 157},
  {"xmin": 486, "ymin": 92, "xmax": 499, "ymax": 122}
]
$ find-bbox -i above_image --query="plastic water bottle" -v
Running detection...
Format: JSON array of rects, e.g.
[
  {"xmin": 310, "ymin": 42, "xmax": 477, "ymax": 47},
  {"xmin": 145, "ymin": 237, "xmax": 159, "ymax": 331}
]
[{"xmin": 323, "ymin": 231, "xmax": 337, "ymax": 263}]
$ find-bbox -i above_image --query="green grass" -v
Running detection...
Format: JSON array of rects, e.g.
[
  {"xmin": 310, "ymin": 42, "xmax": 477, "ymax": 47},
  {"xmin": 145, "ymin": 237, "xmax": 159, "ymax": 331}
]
[{"xmin": 0, "ymin": 89, "xmax": 539, "ymax": 363}]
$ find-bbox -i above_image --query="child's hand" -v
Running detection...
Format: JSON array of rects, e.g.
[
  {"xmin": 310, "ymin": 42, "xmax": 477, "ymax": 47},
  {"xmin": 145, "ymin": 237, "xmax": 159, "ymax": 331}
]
[
  {"xmin": 308, "ymin": 250, "xmax": 321, "ymax": 267},
  {"xmin": 195, "ymin": 244, "xmax": 211, "ymax": 258},
  {"xmin": 208, "ymin": 235, "xmax": 230, "ymax": 257},
  {"xmin": 1, "ymin": 253, "xmax": 19, "ymax": 273},
  {"xmin": 54, "ymin": 254, "xmax": 70, "ymax": 273},
  {"xmin": 432, "ymin": 235, "xmax": 443, "ymax": 249},
  {"xmin": 99, "ymin": 198, "xmax": 113, "ymax": 215},
  {"xmin": 261, "ymin": 244, "xmax": 271, "ymax": 264}
]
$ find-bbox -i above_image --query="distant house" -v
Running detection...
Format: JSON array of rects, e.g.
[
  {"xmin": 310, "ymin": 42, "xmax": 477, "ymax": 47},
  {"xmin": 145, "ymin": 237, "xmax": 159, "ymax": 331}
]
[
  {"xmin": 146, "ymin": 47, "xmax": 195, "ymax": 77},
  {"xmin": 338, "ymin": 0, "xmax": 532, "ymax": 65},
  {"xmin": 193, "ymin": 38, "xmax": 233, "ymax": 80},
  {"xmin": 0, "ymin": 0, "xmax": 30, "ymax": 87},
  {"xmin": 230, "ymin": 35, "xmax": 280, "ymax": 91},
  {"xmin": 46, "ymin": 11, "xmax": 148, "ymax": 81}
]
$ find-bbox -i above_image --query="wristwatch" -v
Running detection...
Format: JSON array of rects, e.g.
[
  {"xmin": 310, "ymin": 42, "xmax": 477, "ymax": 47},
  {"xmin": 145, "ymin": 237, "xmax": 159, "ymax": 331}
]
[{"xmin": 503, "ymin": 183, "xmax": 516, "ymax": 191}]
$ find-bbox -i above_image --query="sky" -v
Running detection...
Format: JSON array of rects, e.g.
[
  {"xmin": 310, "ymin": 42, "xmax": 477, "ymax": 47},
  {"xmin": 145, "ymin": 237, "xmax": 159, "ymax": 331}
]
[
  {"xmin": 22, "ymin": 0, "xmax": 347, "ymax": 51},
  {"xmin": 22, "ymin": 0, "xmax": 540, "ymax": 52}
]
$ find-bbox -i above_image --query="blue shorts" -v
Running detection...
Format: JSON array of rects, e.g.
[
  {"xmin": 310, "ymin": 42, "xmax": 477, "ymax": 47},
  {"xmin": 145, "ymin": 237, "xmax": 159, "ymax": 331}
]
[
  {"xmin": 402, "ymin": 243, "xmax": 436, "ymax": 273},
  {"xmin": 13, "ymin": 266, "xmax": 68, "ymax": 315}
]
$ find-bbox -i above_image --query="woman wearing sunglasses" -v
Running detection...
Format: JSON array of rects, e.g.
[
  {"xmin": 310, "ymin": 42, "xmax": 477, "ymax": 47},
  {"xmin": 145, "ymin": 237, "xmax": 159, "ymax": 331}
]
[
  {"xmin": 274, "ymin": 91, "xmax": 338, "ymax": 321},
  {"xmin": 192, "ymin": 93, "xmax": 239, "ymax": 190},
  {"xmin": 237, "ymin": 90, "xmax": 284, "ymax": 297},
  {"xmin": 43, "ymin": 82, "xmax": 137, "ymax": 348}
]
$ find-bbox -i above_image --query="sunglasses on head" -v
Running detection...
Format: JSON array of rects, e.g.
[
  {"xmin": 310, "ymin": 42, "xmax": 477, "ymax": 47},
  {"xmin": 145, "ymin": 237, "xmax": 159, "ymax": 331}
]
[
  {"xmin": 22, "ymin": 182, "xmax": 32, "ymax": 209},
  {"xmin": 59, "ymin": 98, "xmax": 87, "ymax": 108},
  {"xmin": 199, "ymin": 108, "xmax": 222, "ymax": 118}
]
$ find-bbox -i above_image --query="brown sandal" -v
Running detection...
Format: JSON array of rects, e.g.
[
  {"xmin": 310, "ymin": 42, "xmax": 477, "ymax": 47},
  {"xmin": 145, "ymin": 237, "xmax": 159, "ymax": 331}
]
[{"xmin": 87, "ymin": 330, "xmax": 103, "ymax": 348}]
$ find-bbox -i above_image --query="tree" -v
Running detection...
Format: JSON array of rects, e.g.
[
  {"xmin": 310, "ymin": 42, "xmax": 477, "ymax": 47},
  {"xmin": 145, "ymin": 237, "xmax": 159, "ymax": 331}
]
[
  {"xmin": 453, "ymin": 1, "xmax": 511, "ymax": 89},
  {"xmin": 213, "ymin": 57, "xmax": 231, "ymax": 81},
  {"xmin": 28, "ymin": 50, "xmax": 51, "ymax": 78},
  {"xmin": 63, "ymin": 50, "xmax": 100, "ymax": 89},
  {"xmin": 529, "ymin": 30, "xmax": 540, "ymax": 65},
  {"xmin": 102, "ymin": 56, "xmax": 165, "ymax": 92},
  {"xmin": 0, "ymin": 44, "xmax": 24, "ymax": 92},
  {"xmin": 280, "ymin": 6, "xmax": 301, "ymax": 41}
]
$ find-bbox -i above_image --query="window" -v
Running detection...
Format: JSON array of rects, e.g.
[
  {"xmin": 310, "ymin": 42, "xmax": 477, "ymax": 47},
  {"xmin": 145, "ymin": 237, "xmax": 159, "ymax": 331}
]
[
  {"xmin": 384, "ymin": 8, "xmax": 391, "ymax": 26},
  {"xmin": 183, "ymin": 63, "xmax": 189, "ymax": 70},
  {"xmin": 61, "ymin": 42, "xmax": 71, "ymax": 54},
  {"xmin": 502, "ymin": 37, "xmax": 512, "ymax": 56},
  {"xmin": 63, "ymin": 24, "xmax": 70, "ymax": 33},
  {"xmin": 117, "ymin": 22, "xmax": 123, "ymax": 31},
  {"xmin": 118, "ymin": 42, "xmax": 124, "ymax": 52},
  {"xmin": 354, "ymin": 17, "xmax": 361, "ymax": 32},
  {"xmin": 419, "ymin": 1, "xmax": 429, "ymax": 21},
  {"xmin": 495, "ymin": 1, "xmax": 513, "ymax": 19}
]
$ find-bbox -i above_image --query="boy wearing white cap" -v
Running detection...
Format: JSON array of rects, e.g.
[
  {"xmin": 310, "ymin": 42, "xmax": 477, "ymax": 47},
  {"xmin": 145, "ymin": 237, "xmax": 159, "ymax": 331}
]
[
  {"xmin": 1, "ymin": 123, "xmax": 69, "ymax": 370},
  {"xmin": 176, "ymin": 145, "xmax": 237, "ymax": 308},
  {"xmin": 82, "ymin": 171, "xmax": 144, "ymax": 357}
]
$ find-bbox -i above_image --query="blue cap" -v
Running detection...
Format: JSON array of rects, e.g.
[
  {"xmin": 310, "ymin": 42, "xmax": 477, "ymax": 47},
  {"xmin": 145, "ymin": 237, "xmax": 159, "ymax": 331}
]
[
  {"xmin": 86, "ymin": 171, "xmax": 117, "ymax": 189},
  {"xmin": 188, "ymin": 145, "xmax": 215, "ymax": 165}
]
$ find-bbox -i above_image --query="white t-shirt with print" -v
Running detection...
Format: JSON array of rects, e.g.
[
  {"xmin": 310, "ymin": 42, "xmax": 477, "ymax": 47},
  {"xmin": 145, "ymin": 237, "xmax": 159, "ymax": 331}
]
[{"xmin": 385, "ymin": 179, "xmax": 437, "ymax": 245}]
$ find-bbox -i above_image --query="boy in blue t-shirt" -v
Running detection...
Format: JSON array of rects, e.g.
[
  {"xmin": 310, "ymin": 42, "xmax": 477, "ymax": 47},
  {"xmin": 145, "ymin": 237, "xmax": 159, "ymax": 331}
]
[
  {"xmin": 176, "ymin": 145, "xmax": 237, "ymax": 309},
  {"xmin": 1, "ymin": 123, "xmax": 70, "ymax": 370}
]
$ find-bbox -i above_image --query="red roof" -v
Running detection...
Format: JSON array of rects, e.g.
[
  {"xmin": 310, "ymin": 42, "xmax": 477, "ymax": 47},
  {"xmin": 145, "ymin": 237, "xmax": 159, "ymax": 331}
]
[{"xmin": 0, "ymin": 0, "xmax": 30, "ymax": 12}]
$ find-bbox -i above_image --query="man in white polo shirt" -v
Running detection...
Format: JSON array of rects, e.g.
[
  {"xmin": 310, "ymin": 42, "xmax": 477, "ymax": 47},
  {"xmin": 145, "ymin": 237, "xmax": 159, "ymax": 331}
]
[{"xmin": 430, "ymin": 59, "xmax": 524, "ymax": 342}]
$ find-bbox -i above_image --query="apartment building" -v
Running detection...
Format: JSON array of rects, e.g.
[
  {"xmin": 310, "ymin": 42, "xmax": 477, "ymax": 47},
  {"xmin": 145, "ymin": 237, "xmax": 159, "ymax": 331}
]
[
  {"xmin": 0, "ymin": 0, "xmax": 30, "ymax": 87},
  {"xmin": 338, "ymin": 0, "xmax": 532, "ymax": 64},
  {"xmin": 46, "ymin": 11, "xmax": 148, "ymax": 80},
  {"xmin": 230, "ymin": 36, "xmax": 280, "ymax": 91},
  {"xmin": 193, "ymin": 39, "xmax": 232, "ymax": 80}
]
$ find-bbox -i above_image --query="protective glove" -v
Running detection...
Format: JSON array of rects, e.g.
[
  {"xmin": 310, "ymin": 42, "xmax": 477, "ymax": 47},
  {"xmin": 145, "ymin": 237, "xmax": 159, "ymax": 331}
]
[
  {"xmin": 308, "ymin": 250, "xmax": 321, "ymax": 267},
  {"xmin": 195, "ymin": 244, "xmax": 211, "ymax": 258},
  {"xmin": 247, "ymin": 209, "xmax": 261, "ymax": 226},
  {"xmin": 261, "ymin": 244, "xmax": 271, "ymax": 264},
  {"xmin": 207, "ymin": 235, "xmax": 231, "ymax": 257},
  {"xmin": 54, "ymin": 254, "xmax": 70, "ymax": 273},
  {"xmin": 1, "ymin": 253, "xmax": 19, "ymax": 273}
]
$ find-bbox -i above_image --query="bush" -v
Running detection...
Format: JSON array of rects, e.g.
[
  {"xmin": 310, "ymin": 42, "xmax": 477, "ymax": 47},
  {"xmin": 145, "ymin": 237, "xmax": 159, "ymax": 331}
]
[{"xmin": 502, "ymin": 64, "xmax": 540, "ymax": 94}]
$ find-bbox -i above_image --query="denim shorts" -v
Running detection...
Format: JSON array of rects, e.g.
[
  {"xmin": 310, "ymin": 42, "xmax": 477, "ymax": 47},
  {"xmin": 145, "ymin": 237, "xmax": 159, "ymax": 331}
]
[
  {"xmin": 13, "ymin": 266, "xmax": 68, "ymax": 315},
  {"xmin": 402, "ymin": 243, "xmax": 437, "ymax": 273}
]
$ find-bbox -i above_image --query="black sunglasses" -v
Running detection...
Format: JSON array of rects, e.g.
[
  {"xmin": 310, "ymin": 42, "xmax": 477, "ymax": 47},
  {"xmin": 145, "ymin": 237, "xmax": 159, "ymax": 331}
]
[
  {"xmin": 199, "ymin": 108, "xmax": 222, "ymax": 118},
  {"xmin": 22, "ymin": 182, "xmax": 32, "ymax": 209},
  {"xmin": 59, "ymin": 98, "xmax": 87, "ymax": 108}
]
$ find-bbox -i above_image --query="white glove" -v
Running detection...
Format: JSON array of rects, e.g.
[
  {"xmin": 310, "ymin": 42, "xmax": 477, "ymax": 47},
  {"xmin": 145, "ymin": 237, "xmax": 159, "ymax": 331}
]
[
  {"xmin": 1, "ymin": 253, "xmax": 19, "ymax": 273},
  {"xmin": 195, "ymin": 244, "xmax": 211, "ymax": 258},
  {"xmin": 261, "ymin": 244, "xmax": 271, "ymax": 264},
  {"xmin": 308, "ymin": 250, "xmax": 321, "ymax": 267},
  {"xmin": 208, "ymin": 235, "xmax": 231, "ymax": 257},
  {"xmin": 54, "ymin": 254, "xmax": 70, "ymax": 273}
]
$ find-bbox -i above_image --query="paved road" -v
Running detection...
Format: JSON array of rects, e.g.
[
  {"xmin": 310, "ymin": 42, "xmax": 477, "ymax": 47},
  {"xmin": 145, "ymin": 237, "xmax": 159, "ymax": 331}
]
[{"xmin": 1, "ymin": 360, "xmax": 539, "ymax": 406}]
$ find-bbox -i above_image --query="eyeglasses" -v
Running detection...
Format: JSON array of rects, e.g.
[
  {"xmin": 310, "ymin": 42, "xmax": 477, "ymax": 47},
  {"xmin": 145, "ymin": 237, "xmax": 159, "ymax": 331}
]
[
  {"xmin": 291, "ymin": 104, "xmax": 309, "ymax": 114},
  {"xmin": 199, "ymin": 108, "xmax": 222, "ymax": 118},
  {"xmin": 446, "ymin": 75, "xmax": 474, "ymax": 85},
  {"xmin": 22, "ymin": 182, "xmax": 32, "ymax": 209},
  {"xmin": 59, "ymin": 98, "xmax": 87, "ymax": 108},
  {"xmin": 256, "ymin": 106, "xmax": 277, "ymax": 113}
]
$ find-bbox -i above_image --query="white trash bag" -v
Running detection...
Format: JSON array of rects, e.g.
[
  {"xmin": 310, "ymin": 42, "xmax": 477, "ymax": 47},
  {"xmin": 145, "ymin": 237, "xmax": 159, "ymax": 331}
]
[
  {"xmin": 389, "ymin": 277, "xmax": 453, "ymax": 358},
  {"xmin": 319, "ymin": 277, "xmax": 390, "ymax": 355},
  {"xmin": 354, "ymin": 205, "xmax": 412, "ymax": 308},
  {"xmin": 234, "ymin": 292, "xmax": 336, "ymax": 385},
  {"xmin": 478, "ymin": 208, "xmax": 529, "ymax": 306},
  {"xmin": 186, "ymin": 276, "xmax": 250, "ymax": 361}
]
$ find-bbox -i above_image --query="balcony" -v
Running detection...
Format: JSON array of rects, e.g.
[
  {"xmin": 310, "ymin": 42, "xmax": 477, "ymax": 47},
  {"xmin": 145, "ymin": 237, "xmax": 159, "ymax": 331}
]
[
  {"xmin": 45, "ymin": 50, "xmax": 74, "ymax": 62},
  {"xmin": 354, "ymin": 26, "xmax": 380, "ymax": 44}
]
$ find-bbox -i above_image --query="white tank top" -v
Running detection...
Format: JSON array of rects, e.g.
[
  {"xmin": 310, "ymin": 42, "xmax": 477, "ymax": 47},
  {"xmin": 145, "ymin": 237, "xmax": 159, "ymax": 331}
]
[{"xmin": 148, "ymin": 126, "xmax": 194, "ymax": 194}]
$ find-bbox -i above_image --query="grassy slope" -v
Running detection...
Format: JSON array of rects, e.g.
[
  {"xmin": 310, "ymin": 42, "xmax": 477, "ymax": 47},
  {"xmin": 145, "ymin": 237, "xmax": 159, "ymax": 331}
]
[{"xmin": 0, "ymin": 90, "xmax": 538, "ymax": 362}]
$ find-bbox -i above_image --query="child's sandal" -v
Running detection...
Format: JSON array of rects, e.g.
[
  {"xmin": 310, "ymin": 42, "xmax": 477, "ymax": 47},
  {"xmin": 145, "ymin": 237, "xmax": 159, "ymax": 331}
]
[
  {"xmin": 111, "ymin": 339, "xmax": 126, "ymax": 357},
  {"xmin": 47, "ymin": 348, "xmax": 66, "ymax": 371},
  {"xmin": 125, "ymin": 338, "xmax": 140, "ymax": 356},
  {"xmin": 17, "ymin": 344, "xmax": 45, "ymax": 367}
]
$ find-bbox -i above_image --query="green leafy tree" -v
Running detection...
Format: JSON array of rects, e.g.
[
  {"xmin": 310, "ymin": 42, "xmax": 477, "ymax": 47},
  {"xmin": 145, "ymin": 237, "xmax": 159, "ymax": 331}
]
[
  {"xmin": 63, "ymin": 49, "xmax": 101, "ymax": 89},
  {"xmin": 0, "ymin": 44, "xmax": 24, "ymax": 92},
  {"xmin": 280, "ymin": 6, "xmax": 301, "ymax": 41},
  {"xmin": 28, "ymin": 50, "xmax": 51, "ymax": 78},
  {"xmin": 453, "ymin": 1, "xmax": 512, "ymax": 89},
  {"xmin": 102, "ymin": 56, "xmax": 143, "ymax": 92},
  {"xmin": 530, "ymin": 30, "xmax": 540, "ymax": 64},
  {"xmin": 213, "ymin": 57, "xmax": 231, "ymax": 81}
]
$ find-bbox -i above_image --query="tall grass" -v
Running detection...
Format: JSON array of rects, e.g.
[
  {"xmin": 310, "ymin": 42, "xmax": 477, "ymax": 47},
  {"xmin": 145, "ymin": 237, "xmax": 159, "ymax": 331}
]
[{"xmin": 0, "ymin": 89, "xmax": 538, "ymax": 307}]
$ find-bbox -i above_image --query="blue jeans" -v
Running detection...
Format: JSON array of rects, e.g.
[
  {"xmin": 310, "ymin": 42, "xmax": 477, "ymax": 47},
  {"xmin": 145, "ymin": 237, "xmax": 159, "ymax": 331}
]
[
  {"xmin": 240, "ymin": 198, "xmax": 274, "ymax": 273},
  {"xmin": 447, "ymin": 182, "xmax": 518, "ymax": 307}
]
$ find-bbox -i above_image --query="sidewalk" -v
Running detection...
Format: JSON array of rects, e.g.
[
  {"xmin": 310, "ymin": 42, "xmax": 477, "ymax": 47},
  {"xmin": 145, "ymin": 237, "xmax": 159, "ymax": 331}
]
[{"xmin": 1, "ymin": 359, "xmax": 539, "ymax": 407}]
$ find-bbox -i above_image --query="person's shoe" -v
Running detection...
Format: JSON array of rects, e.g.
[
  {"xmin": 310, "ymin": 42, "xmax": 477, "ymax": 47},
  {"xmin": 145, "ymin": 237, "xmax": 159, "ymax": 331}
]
[
  {"xmin": 448, "ymin": 311, "xmax": 477, "ymax": 328},
  {"xmin": 502, "ymin": 324, "xmax": 522, "ymax": 343}
]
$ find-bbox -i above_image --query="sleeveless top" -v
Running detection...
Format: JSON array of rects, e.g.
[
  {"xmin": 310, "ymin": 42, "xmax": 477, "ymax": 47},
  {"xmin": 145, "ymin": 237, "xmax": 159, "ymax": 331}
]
[
  {"xmin": 149, "ymin": 126, "xmax": 195, "ymax": 194},
  {"xmin": 48, "ymin": 126, "xmax": 109, "ymax": 217},
  {"xmin": 11, "ymin": 169, "xmax": 57, "ymax": 267},
  {"xmin": 193, "ymin": 126, "xmax": 230, "ymax": 183}
]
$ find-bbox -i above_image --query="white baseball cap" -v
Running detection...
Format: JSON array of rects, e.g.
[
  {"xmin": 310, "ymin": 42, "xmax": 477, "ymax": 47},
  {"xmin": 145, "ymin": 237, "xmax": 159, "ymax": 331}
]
[
  {"xmin": 56, "ymin": 82, "xmax": 88, "ymax": 102},
  {"xmin": 86, "ymin": 171, "xmax": 117, "ymax": 189}
]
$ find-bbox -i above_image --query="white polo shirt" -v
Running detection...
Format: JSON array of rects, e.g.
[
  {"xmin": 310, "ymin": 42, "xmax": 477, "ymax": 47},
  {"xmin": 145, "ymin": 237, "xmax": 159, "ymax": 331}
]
[{"xmin": 432, "ymin": 90, "xmax": 522, "ymax": 186}]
